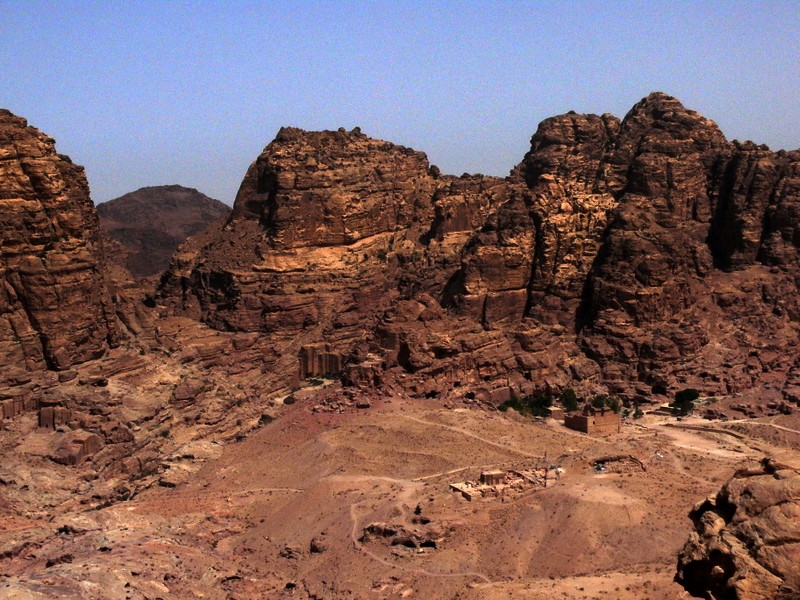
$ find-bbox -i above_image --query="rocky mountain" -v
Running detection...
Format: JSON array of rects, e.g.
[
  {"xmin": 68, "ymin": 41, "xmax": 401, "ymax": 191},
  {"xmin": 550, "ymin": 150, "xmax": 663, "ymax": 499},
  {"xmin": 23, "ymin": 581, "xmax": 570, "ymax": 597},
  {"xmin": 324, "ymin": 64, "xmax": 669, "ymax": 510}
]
[
  {"xmin": 1, "ymin": 97, "xmax": 799, "ymax": 599},
  {"xmin": 158, "ymin": 92, "xmax": 800, "ymax": 407},
  {"xmin": 97, "ymin": 185, "xmax": 230, "ymax": 278},
  {"xmin": 677, "ymin": 458, "xmax": 800, "ymax": 599},
  {"xmin": 0, "ymin": 109, "xmax": 118, "ymax": 388}
]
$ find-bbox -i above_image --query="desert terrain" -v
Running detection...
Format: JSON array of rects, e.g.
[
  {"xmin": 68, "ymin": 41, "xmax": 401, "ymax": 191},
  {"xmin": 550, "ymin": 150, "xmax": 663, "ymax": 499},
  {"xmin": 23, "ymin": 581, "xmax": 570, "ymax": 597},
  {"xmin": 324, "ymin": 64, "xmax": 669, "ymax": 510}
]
[
  {"xmin": 2, "ymin": 91, "xmax": 800, "ymax": 599},
  {"xmin": 2, "ymin": 341, "xmax": 799, "ymax": 599}
]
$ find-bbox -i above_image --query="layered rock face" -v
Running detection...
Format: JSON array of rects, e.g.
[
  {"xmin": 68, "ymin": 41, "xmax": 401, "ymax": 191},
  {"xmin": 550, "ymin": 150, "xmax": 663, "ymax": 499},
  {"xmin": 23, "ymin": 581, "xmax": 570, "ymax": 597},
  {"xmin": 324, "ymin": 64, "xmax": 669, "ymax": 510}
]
[
  {"xmin": 97, "ymin": 185, "xmax": 230, "ymax": 278},
  {"xmin": 676, "ymin": 459, "xmax": 800, "ymax": 599},
  {"xmin": 158, "ymin": 128, "xmax": 444, "ymax": 391},
  {"xmin": 0, "ymin": 110, "xmax": 117, "ymax": 386},
  {"xmin": 579, "ymin": 98, "xmax": 800, "ymax": 399},
  {"xmin": 160, "ymin": 94, "xmax": 800, "ymax": 403}
]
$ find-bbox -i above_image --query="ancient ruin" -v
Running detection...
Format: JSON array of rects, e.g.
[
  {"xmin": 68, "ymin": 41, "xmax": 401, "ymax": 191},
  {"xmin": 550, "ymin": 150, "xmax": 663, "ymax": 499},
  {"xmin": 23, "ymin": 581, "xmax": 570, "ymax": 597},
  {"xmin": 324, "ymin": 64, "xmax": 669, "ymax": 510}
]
[
  {"xmin": 564, "ymin": 405, "xmax": 622, "ymax": 435},
  {"xmin": 449, "ymin": 467, "xmax": 552, "ymax": 501}
]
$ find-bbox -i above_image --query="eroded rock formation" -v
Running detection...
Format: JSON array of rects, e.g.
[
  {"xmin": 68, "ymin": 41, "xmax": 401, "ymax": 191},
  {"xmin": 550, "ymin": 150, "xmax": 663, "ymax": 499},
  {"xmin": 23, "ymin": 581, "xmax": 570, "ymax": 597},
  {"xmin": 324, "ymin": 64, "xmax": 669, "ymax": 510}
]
[
  {"xmin": 0, "ymin": 110, "xmax": 118, "ymax": 387},
  {"xmin": 158, "ymin": 93, "xmax": 800, "ymax": 404},
  {"xmin": 676, "ymin": 458, "xmax": 800, "ymax": 599}
]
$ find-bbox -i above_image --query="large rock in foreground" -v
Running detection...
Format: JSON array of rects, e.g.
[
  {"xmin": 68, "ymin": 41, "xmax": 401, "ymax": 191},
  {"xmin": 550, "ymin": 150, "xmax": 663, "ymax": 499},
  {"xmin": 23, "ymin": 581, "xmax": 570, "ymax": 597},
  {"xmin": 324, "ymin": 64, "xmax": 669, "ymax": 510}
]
[
  {"xmin": 676, "ymin": 459, "xmax": 800, "ymax": 599},
  {"xmin": 97, "ymin": 185, "xmax": 230, "ymax": 278},
  {"xmin": 0, "ymin": 110, "xmax": 117, "ymax": 385}
]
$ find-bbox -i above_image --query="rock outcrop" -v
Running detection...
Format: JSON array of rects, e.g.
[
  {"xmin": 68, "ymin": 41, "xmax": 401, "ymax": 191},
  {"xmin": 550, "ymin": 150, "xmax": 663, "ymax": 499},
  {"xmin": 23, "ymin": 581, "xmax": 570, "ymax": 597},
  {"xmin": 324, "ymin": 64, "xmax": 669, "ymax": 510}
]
[
  {"xmin": 0, "ymin": 110, "xmax": 118, "ymax": 387},
  {"xmin": 158, "ymin": 127, "xmax": 445, "ymax": 391},
  {"xmin": 158, "ymin": 93, "xmax": 800, "ymax": 404},
  {"xmin": 578, "ymin": 96, "xmax": 800, "ymax": 400},
  {"xmin": 676, "ymin": 458, "xmax": 800, "ymax": 599},
  {"xmin": 97, "ymin": 185, "xmax": 230, "ymax": 278}
]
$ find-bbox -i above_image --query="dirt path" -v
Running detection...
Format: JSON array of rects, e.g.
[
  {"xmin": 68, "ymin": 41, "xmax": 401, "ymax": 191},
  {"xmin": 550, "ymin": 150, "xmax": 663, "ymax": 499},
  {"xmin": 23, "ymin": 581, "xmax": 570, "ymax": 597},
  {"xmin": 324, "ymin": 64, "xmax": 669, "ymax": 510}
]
[
  {"xmin": 399, "ymin": 414, "xmax": 541, "ymax": 459},
  {"xmin": 641, "ymin": 421, "xmax": 756, "ymax": 460},
  {"xmin": 725, "ymin": 420, "xmax": 800, "ymax": 436},
  {"xmin": 412, "ymin": 464, "xmax": 499, "ymax": 482},
  {"xmin": 761, "ymin": 422, "xmax": 800, "ymax": 435}
]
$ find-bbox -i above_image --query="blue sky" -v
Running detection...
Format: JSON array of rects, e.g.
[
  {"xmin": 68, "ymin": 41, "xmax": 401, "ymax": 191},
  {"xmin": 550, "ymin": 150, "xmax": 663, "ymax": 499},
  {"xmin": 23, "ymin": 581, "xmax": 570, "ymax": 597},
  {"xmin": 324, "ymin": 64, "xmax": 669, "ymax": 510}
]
[{"xmin": 2, "ymin": 1, "xmax": 799, "ymax": 205}]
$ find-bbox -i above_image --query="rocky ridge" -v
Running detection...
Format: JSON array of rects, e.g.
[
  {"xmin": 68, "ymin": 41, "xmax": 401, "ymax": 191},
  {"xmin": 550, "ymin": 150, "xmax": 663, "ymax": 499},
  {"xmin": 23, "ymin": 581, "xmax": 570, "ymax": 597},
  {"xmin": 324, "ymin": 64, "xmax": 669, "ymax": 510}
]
[
  {"xmin": 159, "ymin": 93, "xmax": 800, "ymax": 406},
  {"xmin": 0, "ymin": 110, "xmax": 118, "ymax": 388}
]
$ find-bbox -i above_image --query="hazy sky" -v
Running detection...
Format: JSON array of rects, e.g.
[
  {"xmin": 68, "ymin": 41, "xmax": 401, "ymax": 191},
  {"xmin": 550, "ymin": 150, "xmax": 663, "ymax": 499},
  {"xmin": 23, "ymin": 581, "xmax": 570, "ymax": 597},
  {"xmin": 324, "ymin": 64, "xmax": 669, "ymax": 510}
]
[{"xmin": 2, "ymin": 1, "xmax": 799, "ymax": 205}]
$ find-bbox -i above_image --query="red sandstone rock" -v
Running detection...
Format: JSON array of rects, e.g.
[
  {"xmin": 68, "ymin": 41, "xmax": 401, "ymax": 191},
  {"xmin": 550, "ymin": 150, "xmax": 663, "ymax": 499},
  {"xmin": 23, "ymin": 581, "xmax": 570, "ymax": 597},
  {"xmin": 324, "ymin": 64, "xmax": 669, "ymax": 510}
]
[
  {"xmin": 0, "ymin": 110, "xmax": 118, "ymax": 386},
  {"xmin": 152, "ymin": 94, "xmax": 799, "ymax": 405},
  {"xmin": 676, "ymin": 459, "xmax": 800, "ymax": 599},
  {"xmin": 50, "ymin": 430, "xmax": 104, "ymax": 465}
]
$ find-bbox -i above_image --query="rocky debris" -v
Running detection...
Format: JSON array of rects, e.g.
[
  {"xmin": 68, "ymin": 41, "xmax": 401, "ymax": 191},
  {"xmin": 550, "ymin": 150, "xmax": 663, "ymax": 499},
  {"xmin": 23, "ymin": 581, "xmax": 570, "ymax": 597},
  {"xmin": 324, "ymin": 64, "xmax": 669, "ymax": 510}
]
[
  {"xmin": 0, "ymin": 110, "xmax": 118, "ymax": 387},
  {"xmin": 676, "ymin": 458, "xmax": 800, "ymax": 599},
  {"xmin": 97, "ymin": 185, "xmax": 230, "ymax": 278},
  {"xmin": 360, "ymin": 522, "xmax": 441, "ymax": 551},
  {"xmin": 306, "ymin": 386, "xmax": 379, "ymax": 414},
  {"xmin": 49, "ymin": 430, "xmax": 103, "ymax": 465},
  {"xmin": 309, "ymin": 535, "xmax": 328, "ymax": 554},
  {"xmin": 278, "ymin": 545, "xmax": 303, "ymax": 560},
  {"xmin": 591, "ymin": 455, "xmax": 646, "ymax": 474}
]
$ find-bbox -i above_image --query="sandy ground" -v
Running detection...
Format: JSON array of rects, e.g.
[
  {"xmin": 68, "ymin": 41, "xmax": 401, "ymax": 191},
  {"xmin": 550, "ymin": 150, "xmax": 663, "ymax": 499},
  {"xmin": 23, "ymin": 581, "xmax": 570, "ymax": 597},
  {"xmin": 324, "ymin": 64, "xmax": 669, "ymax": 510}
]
[{"xmin": 3, "ymin": 392, "xmax": 797, "ymax": 599}]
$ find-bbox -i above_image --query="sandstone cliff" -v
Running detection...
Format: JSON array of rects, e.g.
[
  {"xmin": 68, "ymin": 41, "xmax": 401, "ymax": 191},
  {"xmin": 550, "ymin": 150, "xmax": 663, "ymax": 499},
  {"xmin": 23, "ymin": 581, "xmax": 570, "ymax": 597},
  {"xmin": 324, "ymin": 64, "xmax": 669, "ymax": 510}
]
[
  {"xmin": 0, "ymin": 110, "xmax": 118, "ymax": 387},
  {"xmin": 158, "ymin": 93, "xmax": 800, "ymax": 405}
]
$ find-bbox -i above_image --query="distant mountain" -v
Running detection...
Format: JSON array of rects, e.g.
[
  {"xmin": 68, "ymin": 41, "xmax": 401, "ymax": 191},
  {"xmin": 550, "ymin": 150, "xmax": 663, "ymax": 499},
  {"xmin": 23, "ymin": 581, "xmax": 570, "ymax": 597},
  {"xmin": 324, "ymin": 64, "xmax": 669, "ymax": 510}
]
[{"xmin": 97, "ymin": 185, "xmax": 230, "ymax": 278}]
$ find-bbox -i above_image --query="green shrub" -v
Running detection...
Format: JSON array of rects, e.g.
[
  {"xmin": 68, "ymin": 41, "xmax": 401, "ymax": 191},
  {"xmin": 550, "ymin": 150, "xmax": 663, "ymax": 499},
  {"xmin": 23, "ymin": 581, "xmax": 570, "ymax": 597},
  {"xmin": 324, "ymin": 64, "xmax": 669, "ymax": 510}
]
[
  {"xmin": 671, "ymin": 388, "xmax": 700, "ymax": 415},
  {"xmin": 559, "ymin": 388, "xmax": 579, "ymax": 412}
]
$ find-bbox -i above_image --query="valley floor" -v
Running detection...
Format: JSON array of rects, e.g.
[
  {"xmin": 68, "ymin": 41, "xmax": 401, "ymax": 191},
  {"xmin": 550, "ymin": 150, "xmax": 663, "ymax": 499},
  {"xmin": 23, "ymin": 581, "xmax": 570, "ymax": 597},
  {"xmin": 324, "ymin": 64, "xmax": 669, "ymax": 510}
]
[{"xmin": 3, "ymin": 374, "xmax": 798, "ymax": 599}]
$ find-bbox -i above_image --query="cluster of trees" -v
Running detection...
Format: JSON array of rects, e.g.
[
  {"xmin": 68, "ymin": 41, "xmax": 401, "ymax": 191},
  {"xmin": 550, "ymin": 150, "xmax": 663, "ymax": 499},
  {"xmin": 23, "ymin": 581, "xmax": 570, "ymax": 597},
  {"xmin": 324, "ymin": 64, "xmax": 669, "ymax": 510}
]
[
  {"xmin": 499, "ymin": 393, "xmax": 555, "ymax": 417},
  {"xmin": 500, "ymin": 388, "xmax": 623, "ymax": 417},
  {"xmin": 500, "ymin": 387, "xmax": 701, "ymax": 419},
  {"xmin": 559, "ymin": 388, "xmax": 622, "ymax": 414},
  {"xmin": 670, "ymin": 388, "xmax": 700, "ymax": 415}
]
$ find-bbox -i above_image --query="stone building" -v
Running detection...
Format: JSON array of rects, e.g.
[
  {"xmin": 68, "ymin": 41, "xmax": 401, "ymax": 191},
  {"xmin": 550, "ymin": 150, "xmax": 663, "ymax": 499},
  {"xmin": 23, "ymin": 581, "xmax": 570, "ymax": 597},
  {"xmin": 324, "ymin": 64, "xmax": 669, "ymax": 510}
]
[{"xmin": 564, "ymin": 405, "xmax": 621, "ymax": 436}]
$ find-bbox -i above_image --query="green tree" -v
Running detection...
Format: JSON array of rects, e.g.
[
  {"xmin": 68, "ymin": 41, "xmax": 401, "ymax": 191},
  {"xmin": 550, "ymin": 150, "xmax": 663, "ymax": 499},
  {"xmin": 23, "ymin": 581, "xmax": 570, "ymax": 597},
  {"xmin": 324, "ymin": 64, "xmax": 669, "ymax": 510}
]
[
  {"xmin": 499, "ymin": 392, "xmax": 553, "ymax": 417},
  {"xmin": 559, "ymin": 388, "xmax": 579, "ymax": 412},
  {"xmin": 671, "ymin": 388, "xmax": 700, "ymax": 415}
]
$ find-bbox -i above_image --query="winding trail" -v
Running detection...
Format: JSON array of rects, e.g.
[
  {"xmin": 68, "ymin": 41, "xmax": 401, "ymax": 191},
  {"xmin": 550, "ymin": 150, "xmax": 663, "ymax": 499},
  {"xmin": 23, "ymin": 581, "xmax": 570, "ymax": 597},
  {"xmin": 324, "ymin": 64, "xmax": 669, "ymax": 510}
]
[{"xmin": 399, "ymin": 414, "xmax": 541, "ymax": 459}]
